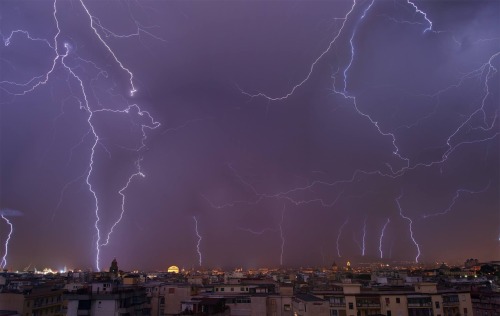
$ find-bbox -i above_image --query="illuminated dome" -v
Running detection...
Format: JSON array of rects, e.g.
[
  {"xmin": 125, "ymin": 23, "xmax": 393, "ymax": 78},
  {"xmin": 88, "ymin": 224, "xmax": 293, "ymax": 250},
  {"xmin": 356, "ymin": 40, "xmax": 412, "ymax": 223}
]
[{"xmin": 167, "ymin": 265, "xmax": 179, "ymax": 273}]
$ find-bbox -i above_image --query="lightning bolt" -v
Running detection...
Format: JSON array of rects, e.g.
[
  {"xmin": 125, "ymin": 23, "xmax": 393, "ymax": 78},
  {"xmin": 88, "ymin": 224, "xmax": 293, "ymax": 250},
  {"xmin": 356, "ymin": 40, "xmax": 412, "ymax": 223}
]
[
  {"xmin": 101, "ymin": 160, "xmax": 145, "ymax": 247},
  {"xmin": 352, "ymin": 217, "xmax": 367, "ymax": 256},
  {"xmin": 336, "ymin": 218, "xmax": 349, "ymax": 258},
  {"xmin": 422, "ymin": 183, "xmax": 491, "ymax": 219},
  {"xmin": 193, "ymin": 216, "xmax": 202, "ymax": 267},
  {"xmin": 395, "ymin": 195, "xmax": 420, "ymax": 263},
  {"xmin": 1, "ymin": 215, "xmax": 14, "ymax": 270},
  {"xmin": 231, "ymin": 0, "xmax": 498, "ymax": 262},
  {"xmin": 237, "ymin": 227, "xmax": 278, "ymax": 235},
  {"xmin": 1, "ymin": 0, "xmax": 161, "ymax": 271},
  {"xmin": 52, "ymin": 169, "xmax": 89, "ymax": 221},
  {"xmin": 238, "ymin": 0, "xmax": 358, "ymax": 101},
  {"xmin": 379, "ymin": 218, "xmax": 390, "ymax": 259},
  {"xmin": 279, "ymin": 204, "xmax": 286, "ymax": 266},
  {"xmin": 361, "ymin": 217, "xmax": 367, "ymax": 256}
]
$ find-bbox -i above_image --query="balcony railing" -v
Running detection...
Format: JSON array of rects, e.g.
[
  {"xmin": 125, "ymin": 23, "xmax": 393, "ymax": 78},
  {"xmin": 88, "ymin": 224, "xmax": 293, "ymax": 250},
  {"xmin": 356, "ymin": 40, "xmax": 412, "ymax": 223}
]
[
  {"xmin": 356, "ymin": 303, "xmax": 381, "ymax": 308},
  {"xmin": 408, "ymin": 302, "xmax": 432, "ymax": 308}
]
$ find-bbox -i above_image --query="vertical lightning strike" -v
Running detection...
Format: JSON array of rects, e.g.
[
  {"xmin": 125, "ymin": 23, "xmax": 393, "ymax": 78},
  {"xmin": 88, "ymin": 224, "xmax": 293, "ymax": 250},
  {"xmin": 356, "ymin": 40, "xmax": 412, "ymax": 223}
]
[
  {"xmin": 1, "ymin": 215, "xmax": 13, "ymax": 269},
  {"xmin": 336, "ymin": 218, "xmax": 349, "ymax": 258},
  {"xmin": 279, "ymin": 204, "xmax": 286, "ymax": 266},
  {"xmin": 352, "ymin": 233, "xmax": 363, "ymax": 254},
  {"xmin": 193, "ymin": 216, "xmax": 202, "ymax": 267},
  {"xmin": 395, "ymin": 195, "xmax": 421, "ymax": 263},
  {"xmin": 379, "ymin": 218, "xmax": 390, "ymax": 259},
  {"xmin": 362, "ymin": 217, "xmax": 367, "ymax": 256},
  {"xmin": 352, "ymin": 217, "xmax": 367, "ymax": 256}
]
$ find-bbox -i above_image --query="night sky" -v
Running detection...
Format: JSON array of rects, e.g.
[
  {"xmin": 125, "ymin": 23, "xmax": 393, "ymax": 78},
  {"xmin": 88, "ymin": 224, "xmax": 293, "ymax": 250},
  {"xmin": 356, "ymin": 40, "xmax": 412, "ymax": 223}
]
[{"xmin": 0, "ymin": 0, "xmax": 499, "ymax": 272}]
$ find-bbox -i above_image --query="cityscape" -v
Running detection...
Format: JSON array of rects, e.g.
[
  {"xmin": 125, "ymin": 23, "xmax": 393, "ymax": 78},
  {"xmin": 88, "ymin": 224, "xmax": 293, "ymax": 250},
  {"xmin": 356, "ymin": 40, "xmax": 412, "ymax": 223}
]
[
  {"xmin": 0, "ymin": 258, "xmax": 499, "ymax": 315},
  {"xmin": 0, "ymin": 0, "xmax": 499, "ymax": 315}
]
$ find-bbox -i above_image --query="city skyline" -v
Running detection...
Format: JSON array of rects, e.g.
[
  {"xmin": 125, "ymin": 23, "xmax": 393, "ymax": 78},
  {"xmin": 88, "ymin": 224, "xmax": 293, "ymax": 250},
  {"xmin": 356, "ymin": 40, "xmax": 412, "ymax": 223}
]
[{"xmin": 0, "ymin": 0, "xmax": 499, "ymax": 271}]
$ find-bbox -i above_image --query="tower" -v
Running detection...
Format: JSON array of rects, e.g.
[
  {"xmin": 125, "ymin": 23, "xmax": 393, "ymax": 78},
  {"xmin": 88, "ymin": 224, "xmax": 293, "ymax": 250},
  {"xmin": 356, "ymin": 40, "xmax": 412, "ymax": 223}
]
[{"xmin": 109, "ymin": 258, "xmax": 118, "ymax": 274}]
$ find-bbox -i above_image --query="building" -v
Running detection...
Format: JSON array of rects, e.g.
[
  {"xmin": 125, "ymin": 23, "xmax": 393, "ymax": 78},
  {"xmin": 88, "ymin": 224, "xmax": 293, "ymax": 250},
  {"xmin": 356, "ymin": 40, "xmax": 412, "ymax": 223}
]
[
  {"xmin": 0, "ymin": 286, "xmax": 64, "ymax": 316},
  {"xmin": 64, "ymin": 282, "xmax": 147, "ymax": 316},
  {"xmin": 292, "ymin": 293, "xmax": 329, "ymax": 316},
  {"xmin": 313, "ymin": 282, "xmax": 473, "ymax": 316}
]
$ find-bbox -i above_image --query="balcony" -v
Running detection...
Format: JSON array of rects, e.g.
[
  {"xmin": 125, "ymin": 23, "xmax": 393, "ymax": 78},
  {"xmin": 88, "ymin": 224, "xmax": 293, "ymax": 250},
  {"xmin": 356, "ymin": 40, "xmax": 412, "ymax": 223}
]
[
  {"xmin": 356, "ymin": 303, "xmax": 381, "ymax": 308},
  {"xmin": 356, "ymin": 298, "xmax": 381, "ymax": 309},
  {"xmin": 330, "ymin": 302, "xmax": 346, "ymax": 307},
  {"xmin": 408, "ymin": 302, "xmax": 432, "ymax": 308}
]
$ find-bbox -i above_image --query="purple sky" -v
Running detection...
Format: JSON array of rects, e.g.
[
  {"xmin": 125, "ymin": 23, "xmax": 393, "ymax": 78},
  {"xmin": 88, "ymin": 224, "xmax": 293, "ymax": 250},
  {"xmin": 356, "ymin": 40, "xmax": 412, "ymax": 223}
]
[{"xmin": 0, "ymin": 0, "xmax": 499, "ymax": 271}]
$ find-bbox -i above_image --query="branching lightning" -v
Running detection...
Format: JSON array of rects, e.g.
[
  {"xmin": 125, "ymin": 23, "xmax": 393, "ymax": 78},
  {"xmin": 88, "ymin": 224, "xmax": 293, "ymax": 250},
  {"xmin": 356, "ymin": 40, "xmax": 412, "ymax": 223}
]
[
  {"xmin": 229, "ymin": 0, "xmax": 498, "ymax": 262},
  {"xmin": 238, "ymin": 0, "xmax": 358, "ymax": 101},
  {"xmin": 2, "ymin": 0, "xmax": 498, "ymax": 267},
  {"xmin": 422, "ymin": 183, "xmax": 491, "ymax": 219},
  {"xmin": 1, "ymin": 0, "xmax": 161, "ymax": 270}
]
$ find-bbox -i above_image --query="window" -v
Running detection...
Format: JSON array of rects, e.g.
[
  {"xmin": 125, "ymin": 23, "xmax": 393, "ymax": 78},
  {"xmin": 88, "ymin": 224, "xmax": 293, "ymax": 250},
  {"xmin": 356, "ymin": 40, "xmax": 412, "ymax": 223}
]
[
  {"xmin": 331, "ymin": 310, "xmax": 338, "ymax": 316},
  {"xmin": 221, "ymin": 288, "xmax": 225, "ymax": 292},
  {"xmin": 349, "ymin": 302, "xmax": 354, "ymax": 310},
  {"xmin": 396, "ymin": 298, "xmax": 400, "ymax": 304},
  {"xmin": 387, "ymin": 311, "xmax": 392, "ymax": 316},
  {"xmin": 231, "ymin": 287, "xmax": 234, "ymax": 292},
  {"xmin": 435, "ymin": 301, "xmax": 440, "ymax": 309},
  {"xmin": 464, "ymin": 308, "xmax": 468, "ymax": 316},
  {"xmin": 284, "ymin": 304, "xmax": 291, "ymax": 311},
  {"xmin": 385, "ymin": 298, "xmax": 390, "ymax": 306},
  {"xmin": 215, "ymin": 288, "xmax": 219, "ymax": 292},
  {"xmin": 168, "ymin": 288, "xmax": 175, "ymax": 294},
  {"xmin": 241, "ymin": 287, "xmax": 245, "ymax": 291}
]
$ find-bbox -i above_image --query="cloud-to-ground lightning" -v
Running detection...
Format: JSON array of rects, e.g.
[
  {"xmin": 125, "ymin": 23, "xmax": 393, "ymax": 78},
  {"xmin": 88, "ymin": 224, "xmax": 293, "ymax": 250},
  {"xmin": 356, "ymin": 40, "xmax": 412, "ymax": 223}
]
[
  {"xmin": 361, "ymin": 217, "xmax": 367, "ymax": 256},
  {"xmin": 1, "ymin": 0, "xmax": 498, "ymax": 268},
  {"xmin": 279, "ymin": 204, "xmax": 286, "ymax": 266},
  {"xmin": 352, "ymin": 217, "xmax": 367, "ymax": 256},
  {"xmin": 379, "ymin": 218, "xmax": 390, "ymax": 259},
  {"xmin": 193, "ymin": 216, "xmax": 202, "ymax": 267},
  {"xmin": 1, "ymin": 215, "xmax": 14, "ymax": 269},
  {"xmin": 336, "ymin": 218, "xmax": 349, "ymax": 258},
  {"xmin": 395, "ymin": 196, "xmax": 420, "ymax": 263},
  {"xmin": 1, "ymin": 0, "xmax": 161, "ymax": 271}
]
